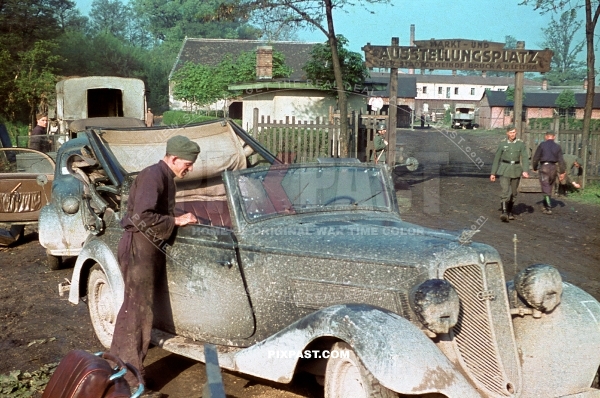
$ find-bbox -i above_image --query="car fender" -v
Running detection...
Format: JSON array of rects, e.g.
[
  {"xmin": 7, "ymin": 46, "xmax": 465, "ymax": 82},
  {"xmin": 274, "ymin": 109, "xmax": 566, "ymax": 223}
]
[
  {"xmin": 68, "ymin": 237, "xmax": 123, "ymax": 307},
  {"xmin": 513, "ymin": 282, "xmax": 600, "ymax": 397},
  {"xmin": 234, "ymin": 304, "xmax": 480, "ymax": 397},
  {"xmin": 39, "ymin": 202, "xmax": 89, "ymax": 256}
]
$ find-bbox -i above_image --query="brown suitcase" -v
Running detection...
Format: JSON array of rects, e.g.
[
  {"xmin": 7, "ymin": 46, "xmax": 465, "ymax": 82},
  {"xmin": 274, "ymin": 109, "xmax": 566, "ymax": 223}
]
[{"xmin": 42, "ymin": 350, "xmax": 144, "ymax": 398}]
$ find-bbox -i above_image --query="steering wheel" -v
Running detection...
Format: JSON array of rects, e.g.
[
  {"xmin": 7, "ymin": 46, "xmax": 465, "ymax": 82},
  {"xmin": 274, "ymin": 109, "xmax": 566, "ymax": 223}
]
[{"xmin": 324, "ymin": 195, "xmax": 357, "ymax": 206}]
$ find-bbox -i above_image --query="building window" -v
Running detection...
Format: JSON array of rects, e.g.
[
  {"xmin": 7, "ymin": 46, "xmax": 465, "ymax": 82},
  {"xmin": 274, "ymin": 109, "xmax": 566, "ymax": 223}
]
[
  {"xmin": 446, "ymin": 87, "xmax": 451, "ymax": 98},
  {"xmin": 470, "ymin": 88, "xmax": 475, "ymax": 95},
  {"xmin": 438, "ymin": 87, "xmax": 443, "ymax": 95},
  {"xmin": 557, "ymin": 108, "xmax": 576, "ymax": 118},
  {"xmin": 422, "ymin": 86, "xmax": 427, "ymax": 94},
  {"xmin": 504, "ymin": 107, "xmax": 513, "ymax": 116},
  {"xmin": 454, "ymin": 87, "xmax": 459, "ymax": 95}
]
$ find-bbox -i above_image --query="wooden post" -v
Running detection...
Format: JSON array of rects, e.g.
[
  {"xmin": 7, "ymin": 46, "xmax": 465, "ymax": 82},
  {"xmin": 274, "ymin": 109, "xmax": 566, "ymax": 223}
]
[
  {"xmin": 387, "ymin": 37, "xmax": 399, "ymax": 168},
  {"xmin": 514, "ymin": 41, "xmax": 525, "ymax": 139}
]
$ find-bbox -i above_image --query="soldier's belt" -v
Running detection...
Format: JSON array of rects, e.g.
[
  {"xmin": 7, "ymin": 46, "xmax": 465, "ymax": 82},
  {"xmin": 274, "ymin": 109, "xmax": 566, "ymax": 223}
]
[{"xmin": 502, "ymin": 160, "xmax": 520, "ymax": 164}]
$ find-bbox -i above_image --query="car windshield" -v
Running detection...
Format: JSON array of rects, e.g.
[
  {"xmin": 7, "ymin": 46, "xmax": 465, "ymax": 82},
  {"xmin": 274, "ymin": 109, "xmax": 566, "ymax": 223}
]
[{"xmin": 234, "ymin": 164, "xmax": 393, "ymax": 221}]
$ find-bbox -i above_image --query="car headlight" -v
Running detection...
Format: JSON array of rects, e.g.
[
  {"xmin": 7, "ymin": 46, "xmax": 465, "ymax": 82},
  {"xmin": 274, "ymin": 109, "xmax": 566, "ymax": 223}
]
[
  {"xmin": 61, "ymin": 196, "xmax": 80, "ymax": 214},
  {"xmin": 514, "ymin": 264, "xmax": 562, "ymax": 314},
  {"xmin": 410, "ymin": 279, "xmax": 460, "ymax": 337}
]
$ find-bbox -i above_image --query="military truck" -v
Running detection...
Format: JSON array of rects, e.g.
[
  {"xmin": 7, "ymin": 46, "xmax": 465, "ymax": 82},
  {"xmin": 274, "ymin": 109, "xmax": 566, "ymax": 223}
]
[
  {"xmin": 50, "ymin": 76, "xmax": 147, "ymax": 137},
  {"xmin": 452, "ymin": 103, "xmax": 477, "ymax": 129}
]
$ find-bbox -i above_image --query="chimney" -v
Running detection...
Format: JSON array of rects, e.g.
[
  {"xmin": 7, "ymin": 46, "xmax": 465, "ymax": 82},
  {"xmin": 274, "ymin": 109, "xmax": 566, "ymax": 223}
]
[
  {"xmin": 542, "ymin": 79, "xmax": 548, "ymax": 90},
  {"xmin": 256, "ymin": 46, "xmax": 273, "ymax": 80},
  {"xmin": 584, "ymin": 77, "xmax": 588, "ymax": 90}
]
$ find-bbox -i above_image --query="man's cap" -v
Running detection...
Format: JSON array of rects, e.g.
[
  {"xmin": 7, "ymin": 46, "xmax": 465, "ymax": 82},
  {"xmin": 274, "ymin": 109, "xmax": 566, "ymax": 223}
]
[
  {"xmin": 376, "ymin": 123, "xmax": 387, "ymax": 131},
  {"xmin": 166, "ymin": 135, "xmax": 200, "ymax": 162}
]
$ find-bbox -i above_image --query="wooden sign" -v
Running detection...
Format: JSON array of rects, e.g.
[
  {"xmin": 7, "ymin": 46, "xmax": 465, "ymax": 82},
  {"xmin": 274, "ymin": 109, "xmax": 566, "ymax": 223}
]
[{"xmin": 362, "ymin": 39, "xmax": 553, "ymax": 72}]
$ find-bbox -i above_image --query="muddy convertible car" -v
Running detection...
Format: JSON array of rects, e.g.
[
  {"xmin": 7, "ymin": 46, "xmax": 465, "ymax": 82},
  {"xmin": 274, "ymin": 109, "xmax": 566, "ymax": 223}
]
[{"xmin": 40, "ymin": 119, "xmax": 600, "ymax": 397}]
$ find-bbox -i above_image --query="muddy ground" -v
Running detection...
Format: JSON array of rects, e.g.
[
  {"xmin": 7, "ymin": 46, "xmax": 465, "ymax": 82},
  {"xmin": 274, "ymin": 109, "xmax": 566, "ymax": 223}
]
[{"xmin": 0, "ymin": 127, "xmax": 599, "ymax": 397}]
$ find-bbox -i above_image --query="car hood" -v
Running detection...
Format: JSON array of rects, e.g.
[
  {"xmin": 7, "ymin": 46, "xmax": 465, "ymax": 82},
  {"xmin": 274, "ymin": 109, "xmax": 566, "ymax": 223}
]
[{"xmin": 237, "ymin": 212, "xmax": 499, "ymax": 269}]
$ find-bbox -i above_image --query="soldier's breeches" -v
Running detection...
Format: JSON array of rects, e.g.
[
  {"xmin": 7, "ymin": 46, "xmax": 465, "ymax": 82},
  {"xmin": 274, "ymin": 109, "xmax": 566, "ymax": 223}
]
[{"xmin": 499, "ymin": 176, "xmax": 520, "ymax": 201}]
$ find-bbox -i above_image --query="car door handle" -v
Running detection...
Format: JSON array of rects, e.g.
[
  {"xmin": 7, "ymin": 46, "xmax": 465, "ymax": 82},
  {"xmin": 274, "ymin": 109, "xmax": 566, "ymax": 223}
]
[{"xmin": 217, "ymin": 260, "xmax": 233, "ymax": 268}]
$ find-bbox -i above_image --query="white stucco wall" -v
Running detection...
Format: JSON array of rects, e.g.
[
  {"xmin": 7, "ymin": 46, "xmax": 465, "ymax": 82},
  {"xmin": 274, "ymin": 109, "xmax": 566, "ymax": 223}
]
[{"xmin": 240, "ymin": 90, "xmax": 366, "ymax": 132}]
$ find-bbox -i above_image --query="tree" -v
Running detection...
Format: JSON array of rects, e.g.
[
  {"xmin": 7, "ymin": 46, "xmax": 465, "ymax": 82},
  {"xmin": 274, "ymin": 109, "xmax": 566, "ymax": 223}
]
[
  {"xmin": 172, "ymin": 49, "xmax": 292, "ymax": 109},
  {"xmin": 303, "ymin": 35, "xmax": 369, "ymax": 93},
  {"xmin": 520, "ymin": 0, "xmax": 599, "ymax": 188},
  {"xmin": 9, "ymin": 41, "xmax": 61, "ymax": 122},
  {"xmin": 129, "ymin": 0, "xmax": 261, "ymax": 44},
  {"xmin": 236, "ymin": 0, "xmax": 390, "ymax": 157},
  {"xmin": 541, "ymin": 9, "xmax": 586, "ymax": 85},
  {"xmin": 555, "ymin": 89, "xmax": 577, "ymax": 125}
]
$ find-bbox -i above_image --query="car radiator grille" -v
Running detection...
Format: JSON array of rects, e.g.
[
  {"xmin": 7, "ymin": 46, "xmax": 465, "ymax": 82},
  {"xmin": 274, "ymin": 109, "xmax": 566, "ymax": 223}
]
[{"xmin": 444, "ymin": 263, "xmax": 520, "ymax": 397}]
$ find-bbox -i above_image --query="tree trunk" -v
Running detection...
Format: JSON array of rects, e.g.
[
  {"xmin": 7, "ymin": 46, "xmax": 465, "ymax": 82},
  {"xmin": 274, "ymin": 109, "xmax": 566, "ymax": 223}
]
[
  {"xmin": 324, "ymin": 0, "xmax": 348, "ymax": 157},
  {"xmin": 581, "ymin": 0, "xmax": 598, "ymax": 189}
]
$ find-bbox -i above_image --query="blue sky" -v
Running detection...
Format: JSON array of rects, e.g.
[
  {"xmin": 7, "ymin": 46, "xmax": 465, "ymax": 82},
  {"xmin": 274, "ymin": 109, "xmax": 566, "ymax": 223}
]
[{"xmin": 73, "ymin": 0, "xmax": 574, "ymax": 54}]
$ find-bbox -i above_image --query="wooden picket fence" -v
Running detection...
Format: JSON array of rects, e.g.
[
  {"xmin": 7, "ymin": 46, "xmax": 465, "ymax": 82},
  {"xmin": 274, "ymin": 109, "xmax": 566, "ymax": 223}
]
[{"xmin": 251, "ymin": 108, "xmax": 388, "ymax": 163}]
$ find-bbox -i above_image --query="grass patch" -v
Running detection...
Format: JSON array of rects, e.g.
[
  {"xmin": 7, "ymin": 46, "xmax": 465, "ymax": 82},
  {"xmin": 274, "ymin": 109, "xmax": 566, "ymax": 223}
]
[{"xmin": 566, "ymin": 181, "xmax": 600, "ymax": 206}]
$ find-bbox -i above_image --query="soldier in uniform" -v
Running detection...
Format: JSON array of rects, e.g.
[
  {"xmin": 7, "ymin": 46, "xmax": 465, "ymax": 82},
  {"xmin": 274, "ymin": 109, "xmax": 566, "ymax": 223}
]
[
  {"xmin": 532, "ymin": 131, "xmax": 566, "ymax": 214},
  {"xmin": 371, "ymin": 123, "xmax": 388, "ymax": 164},
  {"xmin": 490, "ymin": 128, "xmax": 529, "ymax": 222}
]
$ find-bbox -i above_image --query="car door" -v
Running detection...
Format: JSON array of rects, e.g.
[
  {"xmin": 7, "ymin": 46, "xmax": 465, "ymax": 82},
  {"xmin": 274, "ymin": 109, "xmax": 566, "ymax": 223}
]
[
  {"xmin": 0, "ymin": 148, "xmax": 55, "ymax": 245},
  {"xmin": 153, "ymin": 224, "xmax": 256, "ymax": 342}
]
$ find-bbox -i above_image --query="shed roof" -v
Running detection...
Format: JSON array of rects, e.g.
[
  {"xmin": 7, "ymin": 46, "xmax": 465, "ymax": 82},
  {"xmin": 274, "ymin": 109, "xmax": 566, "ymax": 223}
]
[
  {"xmin": 484, "ymin": 90, "xmax": 600, "ymax": 108},
  {"xmin": 169, "ymin": 37, "xmax": 318, "ymax": 81}
]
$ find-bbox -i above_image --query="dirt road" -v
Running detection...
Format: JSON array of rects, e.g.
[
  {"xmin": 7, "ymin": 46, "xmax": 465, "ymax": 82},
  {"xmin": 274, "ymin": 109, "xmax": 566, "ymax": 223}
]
[{"xmin": 1, "ymin": 127, "xmax": 598, "ymax": 397}]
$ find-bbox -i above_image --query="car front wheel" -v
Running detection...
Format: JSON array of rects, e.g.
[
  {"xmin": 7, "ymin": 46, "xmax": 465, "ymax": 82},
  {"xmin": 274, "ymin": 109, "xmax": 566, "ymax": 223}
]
[
  {"xmin": 87, "ymin": 263, "xmax": 117, "ymax": 348},
  {"xmin": 324, "ymin": 341, "xmax": 396, "ymax": 398}
]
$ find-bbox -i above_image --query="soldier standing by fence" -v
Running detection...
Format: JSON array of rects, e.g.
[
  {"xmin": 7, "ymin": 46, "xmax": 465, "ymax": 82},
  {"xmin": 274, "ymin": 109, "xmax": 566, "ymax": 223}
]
[{"xmin": 490, "ymin": 128, "xmax": 529, "ymax": 222}]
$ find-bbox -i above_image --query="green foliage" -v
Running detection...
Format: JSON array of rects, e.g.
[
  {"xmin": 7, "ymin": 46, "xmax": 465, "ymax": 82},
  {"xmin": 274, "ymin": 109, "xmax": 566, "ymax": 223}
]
[
  {"xmin": 5, "ymin": 41, "xmax": 61, "ymax": 122},
  {"xmin": 302, "ymin": 35, "xmax": 369, "ymax": 93},
  {"xmin": 129, "ymin": 0, "xmax": 261, "ymax": 43},
  {"xmin": 171, "ymin": 49, "xmax": 292, "ymax": 108},
  {"xmin": 555, "ymin": 89, "xmax": 577, "ymax": 109},
  {"xmin": 443, "ymin": 108, "xmax": 452, "ymax": 124},
  {"xmin": 504, "ymin": 86, "xmax": 526, "ymax": 104},
  {"xmin": 161, "ymin": 111, "xmax": 221, "ymax": 126},
  {"xmin": 567, "ymin": 181, "xmax": 600, "ymax": 206},
  {"xmin": 0, "ymin": 363, "xmax": 57, "ymax": 397}
]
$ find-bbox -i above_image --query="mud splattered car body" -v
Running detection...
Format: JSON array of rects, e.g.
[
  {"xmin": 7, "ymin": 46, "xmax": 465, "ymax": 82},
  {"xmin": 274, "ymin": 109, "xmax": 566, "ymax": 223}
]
[
  {"xmin": 57, "ymin": 120, "xmax": 600, "ymax": 398},
  {"xmin": 0, "ymin": 148, "xmax": 55, "ymax": 245}
]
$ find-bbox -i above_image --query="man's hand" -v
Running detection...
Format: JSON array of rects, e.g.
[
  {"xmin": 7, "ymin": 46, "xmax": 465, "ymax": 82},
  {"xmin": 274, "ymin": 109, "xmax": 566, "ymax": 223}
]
[
  {"xmin": 175, "ymin": 212, "xmax": 197, "ymax": 226},
  {"xmin": 572, "ymin": 182, "xmax": 581, "ymax": 189},
  {"xmin": 559, "ymin": 172, "xmax": 566, "ymax": 182},
  {"xmin": 490, "ymin": 175, "xmax": 496, "ymax": 182},
  {"xmin": 522, "ymin": 171, "xmax": 529, "ymax": 178}
]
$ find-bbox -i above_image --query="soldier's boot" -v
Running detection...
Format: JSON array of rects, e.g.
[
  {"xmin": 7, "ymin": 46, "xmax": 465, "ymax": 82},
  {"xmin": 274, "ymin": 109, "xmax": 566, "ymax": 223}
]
[
  {"xmin": 543, "ymin": 195, "xmax": 552, "ymax": 215},
  {"xmin": 500, "ymin": 201, "xmax": 509, "ymax": 222},
  {"xmin": 507, "ymin": 201, "xmax": 515, "ymax": 220}
]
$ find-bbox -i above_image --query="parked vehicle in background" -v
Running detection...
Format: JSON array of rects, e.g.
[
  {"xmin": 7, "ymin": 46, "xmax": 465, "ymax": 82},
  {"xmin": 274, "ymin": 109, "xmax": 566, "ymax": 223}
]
[
  {"xmin": 44, "ymin": 120, "xmax": 600, "ymax": 397},
  {"xmin": 452, "ymin": 103, "xmax": 478, "ymax": 129},
  {"xmin": 0, "ymin": 148, "xmax": 55, "ymax": 245},
  {"xmin": 50, "ymin": 76, "xmax": 147, "ymax": 137}
]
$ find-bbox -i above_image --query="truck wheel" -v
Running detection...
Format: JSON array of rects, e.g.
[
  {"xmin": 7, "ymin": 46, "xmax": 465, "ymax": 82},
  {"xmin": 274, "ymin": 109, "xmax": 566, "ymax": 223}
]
[
  {"xmin": 87, "ymin": 264, "xmax": 117, "ymax": 348},
  {"xmin": 324, "ymin": 342, "xmax": 396, "ymax": 398},
  {"xmin": 47, "ymin": 254, "xmax": 62, "ymax": 271}
]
